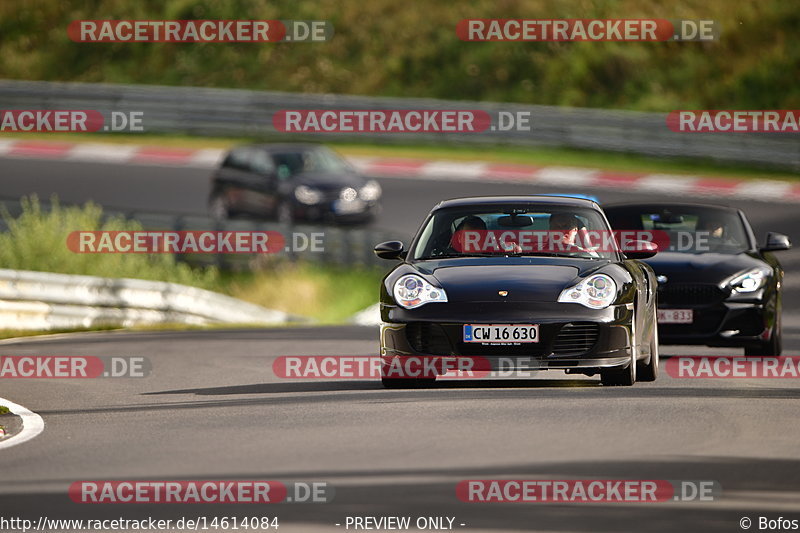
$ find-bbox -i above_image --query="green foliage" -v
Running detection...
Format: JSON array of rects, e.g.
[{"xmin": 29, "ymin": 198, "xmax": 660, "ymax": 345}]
[
  {"xmin": 0, "ymin": 196, "xmax": 220, "ymax": 288},
  {"xmin": 227, "ymin": 262, "xmax": 385, "ymax": 323},
  {"xmin": 0, "ymin": 197, "xmax": 382, "ymax": 323},
  {"xmin": 0, "ymin": 0, "xmax": 798, "ymax": 110}
]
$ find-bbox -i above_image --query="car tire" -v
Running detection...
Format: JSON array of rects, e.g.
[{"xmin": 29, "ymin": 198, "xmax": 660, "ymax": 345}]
[
  {"xmin": 381, "ymin": 377, "xmax": 409, "ymax": 389},
  {"xmin": 745, "ymin": 312, "xmax": 782, "ymax": 357},
  {"xmin": 637, "ymin": 314, "xmax": 659, "ymax": 382},
  {"xmin": 601, "ymin": 308, "xmax": 638, "ymax": 386},
  {"xmin": 209, "ymin": 193, "xmax": 230, "ymax": 221}
]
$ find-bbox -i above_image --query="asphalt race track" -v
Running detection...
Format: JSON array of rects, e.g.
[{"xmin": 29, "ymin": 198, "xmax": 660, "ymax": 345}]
[{"xmin": 1, "ymin": 155, "xmax": 799, "ymax": 532}]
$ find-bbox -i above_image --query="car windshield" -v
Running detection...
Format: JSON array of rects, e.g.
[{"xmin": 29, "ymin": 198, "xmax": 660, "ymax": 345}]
[
  {"xmin": 271, "ymin": 147, "xmax": 351, "ymax": 177},
  {"xmin": 605, "ymin": 206, "xmax": 750, "ymax": 255},
  {"xmin": 411, "ymin": 204, "xmax": 617, "ymax": 260}
]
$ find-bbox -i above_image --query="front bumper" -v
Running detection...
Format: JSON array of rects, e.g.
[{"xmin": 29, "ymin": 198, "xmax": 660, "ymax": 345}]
[
  {"xmin": 379, "ymin": 302, "xmax": 635, "ymax": 376},
  {"xmin": 294, "ymin": 200, "xmax": 380, "ymax": 223},
  {"xmin": 658, "ymin": 301, "xmax": 771, "ymax": 347}
]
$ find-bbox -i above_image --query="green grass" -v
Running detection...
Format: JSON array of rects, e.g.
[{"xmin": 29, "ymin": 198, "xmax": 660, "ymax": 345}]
[
  {"xmin": 0, "ymin": 196, "xmax": 220, "ymax": 288},
  {"xmin": 1, "ymin": 131, "xmax": 797, "ymax": 181},
  {"xmin": 1, "ymin": 1, "xmax": 798, "ymax": 111},
  {"xmin": 0, "ymin": 320, "xmax": 313, "ymax": 341},
  {"xmin": 226, "ymin": 263, "xmax": 385, "ymax": 323},
  {"xmin": 0, "ymin": 197, "xmax": 384, "ymax": 327}
]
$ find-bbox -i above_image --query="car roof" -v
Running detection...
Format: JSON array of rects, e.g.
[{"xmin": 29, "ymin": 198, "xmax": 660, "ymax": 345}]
[
  {"xmin": 603, "ymin": 202, "xmax": 739, "ymax": 212},
  {"xmin": 433, "ymin": 195, "xmax": 601, "ymax": 211}
]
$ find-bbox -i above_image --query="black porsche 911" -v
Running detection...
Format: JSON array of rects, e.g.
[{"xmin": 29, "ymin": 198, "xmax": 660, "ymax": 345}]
[
  {"xmin": 208, "ymin": 143, "xmax": 381, "ymax": 224},
  {"xmin": 604, "ymin": 203, "xmax": 791, "ymax": 355},
  {"xmin": 373, "ymin": 196, "xmax": 660, "ymax": 388}
]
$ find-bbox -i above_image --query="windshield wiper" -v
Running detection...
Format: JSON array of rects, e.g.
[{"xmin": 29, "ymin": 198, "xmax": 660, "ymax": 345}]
[
  {"xmin": 508, "ymin": 251, "xmax": 599, "ymax": 259},
  {"xmin": 421, "ymin": 252, "xmax": 499, "ymax": 259}
]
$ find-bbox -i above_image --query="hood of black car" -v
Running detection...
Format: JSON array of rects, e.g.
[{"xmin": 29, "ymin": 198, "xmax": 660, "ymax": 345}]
[
  {"xmin": 415, "ymin": 257, "xmax": 610, "ymax": 302},
  {"xmin": 642, "ymin": 252, "xmax": 765, "ymax": 284}
]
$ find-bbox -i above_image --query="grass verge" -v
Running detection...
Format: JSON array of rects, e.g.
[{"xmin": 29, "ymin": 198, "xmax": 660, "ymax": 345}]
[{"xmin": 0, "ymin": 197, "xmax": 385, "ymax": 329}]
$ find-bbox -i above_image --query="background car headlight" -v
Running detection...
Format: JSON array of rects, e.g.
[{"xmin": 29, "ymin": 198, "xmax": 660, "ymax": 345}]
[
  {"xmin": 294, "ymin": 185, "xmax": 322, "ymax": 205},
  {"xmin": 393, "ymin": 274, "xmax": 448, "ymax": 309},
  {"xmin": 359, "ymin": 180, "xmax": 382, "ymax": 201},
  {"xmin": 340, "ymin": 187, "xmax": 358, "ymax": 201},
  {"xmin": 557, "ymin": 274, "xmax": 617, "ymax": 309},
  {"xmin": 728, "ymin": 267, "xmax": 769, "ymax": 293}
]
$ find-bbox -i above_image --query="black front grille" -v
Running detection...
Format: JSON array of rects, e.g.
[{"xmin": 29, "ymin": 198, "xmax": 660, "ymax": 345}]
[
  {"xmin": 552, "ymin": 322, "xmax": 599, "ymax": 355},
  {"xmin": 658, "ymin": 284, "xmax": 727, "ymax": 306},
  {"xmin": 405, "ymin": 323, "xmax": 454, "ymax": 355}
]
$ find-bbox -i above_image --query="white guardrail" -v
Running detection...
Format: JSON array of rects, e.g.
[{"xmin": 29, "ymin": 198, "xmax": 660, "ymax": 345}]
[{"xmin": 0, "ymin": 269, "xmax": 301, "ymax": 330}]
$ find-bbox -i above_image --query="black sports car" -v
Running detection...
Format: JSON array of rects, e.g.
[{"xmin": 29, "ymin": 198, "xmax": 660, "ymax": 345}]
[
  {"xmin": 374, "ymin": 196, "xmax": 660, "ymax": 388},
  {"xmin": 208, "ymin": 143, "xmax": 381, "ymax": 224},
  {"xmin": 604, "ymin": 203, "xmax": 791, "ymax": 355}
]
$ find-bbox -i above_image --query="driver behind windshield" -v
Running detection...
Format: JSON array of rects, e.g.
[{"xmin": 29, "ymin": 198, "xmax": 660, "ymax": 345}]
[
  {"xmin": 548, "ymin": 213, "xmax": 583, "ymax": 250},
  {"xmin": 696, "ymin": 214, "xmax": 740, "ymax": 252},
  {"xmin": 448, "ymin": 215, "xmax": 487, "ymax": 253}
]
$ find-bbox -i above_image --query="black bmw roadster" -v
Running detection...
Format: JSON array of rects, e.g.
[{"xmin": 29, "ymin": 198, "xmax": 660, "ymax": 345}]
[
  {"xmin": 604, "ymin": 202, "xmax": 790, "ymax": 355},
  {"xmin": 374, "ymin": 196, "xmax": 660, "ymax": 387}
]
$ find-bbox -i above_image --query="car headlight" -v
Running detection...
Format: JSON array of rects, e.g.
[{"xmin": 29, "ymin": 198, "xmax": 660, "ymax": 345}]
[
  {"xmin": 728, "ymin": 267, "xmax": 769, "ymax": 293},
  {"xmin": 557, "ymin": 274, "xmax": 617, "ymax": 309},
  {"xmin": 340, "ymin": 187, "xmax": 358, "ymax": 201},
  {"xmin": 393, "ymin": 274, "xmax": 448, "ymax": 309},
  {"xmin": 359, "ymin": 180, "xmax": 382, "ymax": 201},
  {"xmin": 294, "ymin": 185, "xmax": 322, "ymax": 205}
]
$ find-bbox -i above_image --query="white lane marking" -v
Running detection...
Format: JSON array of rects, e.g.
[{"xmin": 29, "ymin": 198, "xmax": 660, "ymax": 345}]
[
  {"xmin": 0, "ymin": 396, "xmax": 44, "ymax": 450},
  {"xmin": 733, "ymin": 180, "xmax": 794, "ymax": 199},
  {"xmin": 0, "ymin": 139, "xmax": 17, "ymax": 155},
  {"xmin": 2, "ymin": 139, "xmax": 799, "ymax": 204},
  {"xmin": 635, "ymin": 174, "xmax": 699, "ymax": 192},
  {"xmin": 188, "ymin": 148, "xmax": 226, "ymax": 168},
  {"xmin": 420, "ymin": 161, "xmax": 489, "ymax": 180},
  {"xmin": 67, "ymin": 143, "xmax": 138, "ymax": 163},
  {"xmin": 533, "ymin": 167, "xmax": 599, "ymax": 186},
  {"xmin": 345, "ymin": 156, "xmax": 378, "ymax": 172}
]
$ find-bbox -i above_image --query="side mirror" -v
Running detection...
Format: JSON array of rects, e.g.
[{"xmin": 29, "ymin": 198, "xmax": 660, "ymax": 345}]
[
  {"xmin": 761, "ymin": 232, "xmax": 791, "ymax": 252},
  {"xmin": 374, "ymin": 240, "xmax": 406, "ymax": 260},
  {"xmin": 622, "ymin": 239, "xmax": 658, "ymax": 260}
]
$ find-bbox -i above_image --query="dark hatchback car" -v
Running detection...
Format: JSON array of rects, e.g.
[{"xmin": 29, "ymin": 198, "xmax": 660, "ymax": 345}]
[
  {"xmin": 604, "ymin": 203, "xmax": 791, "ymax": 355},
  {"xmin": 374, "ymin": 196, "xmax": 660, "ymax": 387},
  {"xmin": 208, "ymin": 143, "xmax": 381, "ymax": 224}
]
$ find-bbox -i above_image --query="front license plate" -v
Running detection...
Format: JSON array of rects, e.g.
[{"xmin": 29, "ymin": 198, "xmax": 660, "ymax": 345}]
[
  {"xmin": 657, "ymin": 309, "xmax": 693, "ymax": 324},
  {"xmin": 333, "ymin": 199, "xmax": 366, "ymax": 214},
  {"xmin": 463, "ymin": 324, "xmax": 539, "ymax": 343}
]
